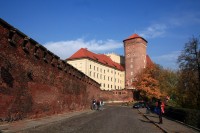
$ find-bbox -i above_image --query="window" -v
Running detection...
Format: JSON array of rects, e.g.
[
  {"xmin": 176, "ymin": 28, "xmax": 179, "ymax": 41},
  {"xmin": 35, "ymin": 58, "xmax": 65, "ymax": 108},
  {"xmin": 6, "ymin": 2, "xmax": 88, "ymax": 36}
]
[
  {"xmin": 90, "ymin": 65, "xmax": 91, "ymax": 69},
  {"xmin": 131, "ymin": 72, "xmax": 133, "ymax": 75},
  {"xmin": 89, "ymin": 71, "xmax": 91, "ymax": 76},
  {"xmin": 108, "ymin": 77, "xmax": 109, "ymax": 81},
  {"xmin": 94, "ymin": 66, "xmax": 95, "ymax": 70},
  {"xmin": 93, "ymin": 72, "xmax": 95, "ymax": 78},
  {"xmin": 108, "ymin": 84, "xmax": 109, "ymax": 88},
  {"xmin": 97, "ymin": 67, "xmax": 98, "ymax": 71}
]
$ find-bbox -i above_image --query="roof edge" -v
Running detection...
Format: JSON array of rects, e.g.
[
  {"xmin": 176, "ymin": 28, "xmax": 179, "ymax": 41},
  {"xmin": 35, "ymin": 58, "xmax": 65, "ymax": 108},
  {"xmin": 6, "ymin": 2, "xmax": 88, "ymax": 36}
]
[{"xmin": 123, "ymin": 37, "xmax": 148, "ymax": 43}]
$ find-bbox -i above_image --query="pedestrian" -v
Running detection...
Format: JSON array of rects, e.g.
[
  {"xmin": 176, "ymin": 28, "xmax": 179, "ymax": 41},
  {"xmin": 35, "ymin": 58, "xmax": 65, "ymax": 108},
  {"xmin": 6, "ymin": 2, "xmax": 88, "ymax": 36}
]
[
  {"xmin": 157, "ymin": 100, "xmax": 163, "ymax": 124},
  {"xmin": 91, "ymin": 99, "xmax": 96, "ymax": 110},
  {"xmin": 146, "ymin": 102, "xmax": 150, "ymax": 114},
  {"xmin": 96, "ymin": 99, "xmax": 100, "ymax": 110},
  {"xmin": 161, "ymin": 101, "xmax": 165, "ymax": 114}
]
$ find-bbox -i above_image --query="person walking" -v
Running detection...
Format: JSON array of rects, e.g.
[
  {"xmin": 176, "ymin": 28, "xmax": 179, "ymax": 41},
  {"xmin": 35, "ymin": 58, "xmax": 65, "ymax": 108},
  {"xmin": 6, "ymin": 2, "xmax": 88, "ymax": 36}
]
[
  {"xmin": 91, "ymin": 99, "xmax": 96, "ymax": 110},
  {"xmin": 157, "ymin": 100, "xmax": 163, "ymax": 124},
  {"xmin": 146, "ymin": 102, "xmax": 150, "ymax": 114},
  {"xmin": 161, "ymin": 101, "xmax": 165, "ymax": 114}
]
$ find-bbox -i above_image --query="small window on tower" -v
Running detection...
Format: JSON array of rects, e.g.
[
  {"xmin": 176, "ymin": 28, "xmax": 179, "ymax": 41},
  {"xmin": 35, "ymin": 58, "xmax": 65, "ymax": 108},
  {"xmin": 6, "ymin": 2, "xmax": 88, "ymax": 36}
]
[{"xmin": 131, "ymin": 72, "xmax": 133, "ymax": 75}]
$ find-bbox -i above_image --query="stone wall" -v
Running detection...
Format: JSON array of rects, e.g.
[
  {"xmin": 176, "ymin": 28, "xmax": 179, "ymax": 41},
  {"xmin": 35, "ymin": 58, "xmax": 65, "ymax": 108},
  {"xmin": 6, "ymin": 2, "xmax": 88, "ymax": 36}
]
[{"xmin": 0, "ymin": 19, "xmax": 101, "ymax": 121}]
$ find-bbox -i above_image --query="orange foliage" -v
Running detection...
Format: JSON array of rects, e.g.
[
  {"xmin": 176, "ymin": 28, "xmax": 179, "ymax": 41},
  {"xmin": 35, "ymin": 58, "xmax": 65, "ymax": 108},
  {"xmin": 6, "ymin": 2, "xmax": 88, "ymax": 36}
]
[{"xmin": 132, "ymin": 65, "xmax": 164, "ymax": 99}]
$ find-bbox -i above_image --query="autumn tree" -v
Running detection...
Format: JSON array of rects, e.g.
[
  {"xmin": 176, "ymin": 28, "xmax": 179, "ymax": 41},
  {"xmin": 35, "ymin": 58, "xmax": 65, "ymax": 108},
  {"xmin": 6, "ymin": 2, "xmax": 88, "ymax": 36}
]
[
  {"xmin": 177, "ymin": 36, "xmax": 200, "ymax": 109},
  {"xmin": 133, "ymin": 63, "xmax": 180, "ymax": 103},
  {"xmin": 132, "ymin": 64, "xmax": 162, "ymax": 100}
]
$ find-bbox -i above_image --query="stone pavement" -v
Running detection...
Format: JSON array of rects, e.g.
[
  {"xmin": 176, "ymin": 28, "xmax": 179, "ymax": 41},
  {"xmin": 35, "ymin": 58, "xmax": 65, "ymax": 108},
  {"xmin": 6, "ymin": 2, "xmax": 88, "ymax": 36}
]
[
  {"xmin": 1, "ymin": 107, "xmax": 200, "ymax": 133},
  {"xmin": 138, "ymin": 108, "xmax": 200, "ymax": 133},
  {"xmin": 0, "ymin": 109, "xmax": 93, "ymax": 133}
]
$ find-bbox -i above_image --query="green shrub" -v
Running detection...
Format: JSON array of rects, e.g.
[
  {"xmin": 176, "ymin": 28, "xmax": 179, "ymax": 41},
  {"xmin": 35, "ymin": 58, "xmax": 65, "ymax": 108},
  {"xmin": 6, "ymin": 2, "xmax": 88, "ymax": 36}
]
[{"xmin": 164, "ymin": 106, "xmax": 200, "ymax": 129}]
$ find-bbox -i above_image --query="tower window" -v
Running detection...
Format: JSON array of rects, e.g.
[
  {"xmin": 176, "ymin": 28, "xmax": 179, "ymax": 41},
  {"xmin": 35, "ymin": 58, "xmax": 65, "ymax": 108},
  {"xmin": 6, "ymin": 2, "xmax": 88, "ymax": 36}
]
[{"xmin": 131, "ymin": 72, "xmax": 133, "ymax": 75}]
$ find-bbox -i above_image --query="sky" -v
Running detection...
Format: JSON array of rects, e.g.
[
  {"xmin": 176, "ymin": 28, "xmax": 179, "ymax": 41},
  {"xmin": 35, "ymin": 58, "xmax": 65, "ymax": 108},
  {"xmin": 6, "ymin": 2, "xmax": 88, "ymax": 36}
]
[{"xmin": 1, "ymin": 0, "xmax": 200, "ymax": 69}]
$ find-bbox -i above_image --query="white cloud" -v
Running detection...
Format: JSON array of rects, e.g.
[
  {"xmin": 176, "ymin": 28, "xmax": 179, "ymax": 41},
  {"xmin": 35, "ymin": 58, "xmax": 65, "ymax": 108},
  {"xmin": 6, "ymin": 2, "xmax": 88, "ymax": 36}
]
[
  {"xmin": 139, "ymin": 24, "xmax": 167, "ymax": 39},
  {"xmin": 152, "ymin": 51, "xmax": 181, "ymax": 69},
  {"xmin": 44, "ymin": 38, "xmax": 123, "ymax": 60},
  {"xmin": 139, "ymin": 11, "xmax": 200, "ymax": 39},
  {"xmin": 169, "ymin": 12, "xmax": 200, "ymax": 26}
]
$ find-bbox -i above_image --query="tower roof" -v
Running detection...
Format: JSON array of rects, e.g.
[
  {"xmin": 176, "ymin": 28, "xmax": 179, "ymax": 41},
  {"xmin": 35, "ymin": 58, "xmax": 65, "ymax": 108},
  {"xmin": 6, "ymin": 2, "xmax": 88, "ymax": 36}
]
[{"xmin": 123, "ymin": 33, "xmax": 147, "ymax": 43}]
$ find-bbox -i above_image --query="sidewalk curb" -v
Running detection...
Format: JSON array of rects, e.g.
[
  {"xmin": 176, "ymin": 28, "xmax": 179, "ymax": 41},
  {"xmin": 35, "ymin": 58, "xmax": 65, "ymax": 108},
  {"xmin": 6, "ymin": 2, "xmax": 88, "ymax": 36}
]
[
  {"xmin": 138, "ymin": 109, "xmax": 200, "ymax": 133},
  {"xmin": 163, "ymin": 116, "xmax": 200, "ymax": 132},
  {"xmin": 137, "ymin": 109, "xmax": 168, "ymax": 133}
]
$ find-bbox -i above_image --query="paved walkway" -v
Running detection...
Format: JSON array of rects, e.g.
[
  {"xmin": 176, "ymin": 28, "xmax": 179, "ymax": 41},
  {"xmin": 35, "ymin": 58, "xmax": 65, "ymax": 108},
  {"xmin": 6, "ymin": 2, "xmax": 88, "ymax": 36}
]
[
  {"xmin": 138, "ymin": 108, "xmax": 200, "ymax": 133},
  {"xmin": 0, "ymin": 109, "xmax": 93, "ymax": 133},
  {"xmin": 1, "ymin": 107, "xmax": 200, "ymax": 133}
]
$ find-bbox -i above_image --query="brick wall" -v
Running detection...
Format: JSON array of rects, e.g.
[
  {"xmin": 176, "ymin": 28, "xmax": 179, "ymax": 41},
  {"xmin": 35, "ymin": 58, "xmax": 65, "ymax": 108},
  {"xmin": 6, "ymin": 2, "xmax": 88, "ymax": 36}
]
[
  {"xmin": 0, "ymin": 19, "xmax": 133, "ymax": 122},
  {"xmin": 124, "ymin": 38, "xmax": 147, "ymax": 89},
  {"xmin": 0, "ymin": 19, "xmax": 101, "ymax": 121}
]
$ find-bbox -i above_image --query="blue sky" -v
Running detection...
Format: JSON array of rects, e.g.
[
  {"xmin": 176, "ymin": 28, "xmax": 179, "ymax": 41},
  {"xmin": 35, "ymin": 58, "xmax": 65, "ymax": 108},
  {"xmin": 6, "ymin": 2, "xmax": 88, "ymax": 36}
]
[{"xmin": 1, "ymin": 0, "xmax": 200, "ymax": 69}]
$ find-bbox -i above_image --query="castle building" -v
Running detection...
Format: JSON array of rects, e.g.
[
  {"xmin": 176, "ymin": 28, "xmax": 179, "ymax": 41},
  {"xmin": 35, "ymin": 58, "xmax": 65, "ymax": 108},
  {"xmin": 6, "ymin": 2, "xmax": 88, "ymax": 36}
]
[
  {"xmin": 123, "ymin": 34, "xmax": 148, "ymax": 89},
  {"xmin": 66, "ymin": 48, "xmax": 125, "ymax": 90},
  {"xmin": 67, "ymin": 33, "xmax": 152, "ymax": 91},
  {"xmin": 105, "ymin": 53, "xmax": 125, "ymax": 65}
]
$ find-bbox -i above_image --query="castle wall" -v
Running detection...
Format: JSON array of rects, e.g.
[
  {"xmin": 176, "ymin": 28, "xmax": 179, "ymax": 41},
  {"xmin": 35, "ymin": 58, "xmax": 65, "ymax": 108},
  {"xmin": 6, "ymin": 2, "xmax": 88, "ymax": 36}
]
[
  {"xmin": 0, "ymin": 19, "xmax": 101, "ymax": 121},
  {"xmin": 0, "ymin": 19, "xmax": 134, "ymax": 122}
]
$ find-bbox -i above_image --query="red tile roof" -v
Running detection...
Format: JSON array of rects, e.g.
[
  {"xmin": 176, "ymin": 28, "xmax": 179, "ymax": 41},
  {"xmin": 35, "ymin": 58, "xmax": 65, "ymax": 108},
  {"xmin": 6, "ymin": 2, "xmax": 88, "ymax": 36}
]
[
  {"xmin": 146, "ymin": 55, "xmax": 154, "ymax": 67},
  {"xmin": 67, "ymin": 48, "xmax": 125, "ymax": 71},
  {"xmin": 67, "ymin": 48, "xmax": 153, "ymax": 71},
  {"xmin": 123, "ymin": 33, "xmax": 147, "ymax": 43}
]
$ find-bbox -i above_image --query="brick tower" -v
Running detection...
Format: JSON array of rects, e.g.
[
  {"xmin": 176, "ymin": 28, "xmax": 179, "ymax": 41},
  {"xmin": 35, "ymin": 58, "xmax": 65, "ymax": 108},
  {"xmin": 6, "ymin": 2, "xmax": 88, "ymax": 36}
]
[{"xmin": 123, "ymin": 34, "xmax": 148, "ymax": 89}]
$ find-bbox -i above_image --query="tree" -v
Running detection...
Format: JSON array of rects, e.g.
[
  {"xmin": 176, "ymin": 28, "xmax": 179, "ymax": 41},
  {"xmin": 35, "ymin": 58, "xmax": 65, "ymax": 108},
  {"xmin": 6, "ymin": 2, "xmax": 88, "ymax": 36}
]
[
  {"xmin": 132, "ymin": 64, "xmax": 162, "ymax": 100},
  {"xmin": 132, "ymin": 63, "xmax": 180, "ymax": 103},
  {"xmin": 177, "ymin": 36, "xmax": 200, "ymax": 109},
  {"xmin": 157, "ymin": 67, "xmax": 179, "ymax": 100}
]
